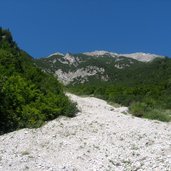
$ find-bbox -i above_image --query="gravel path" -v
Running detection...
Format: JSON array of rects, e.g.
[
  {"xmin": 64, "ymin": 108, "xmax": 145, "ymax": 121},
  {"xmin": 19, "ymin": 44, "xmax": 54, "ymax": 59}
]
[{"xmin": 0, "ymin": 94, "xmax": 171, "ymax": 171}]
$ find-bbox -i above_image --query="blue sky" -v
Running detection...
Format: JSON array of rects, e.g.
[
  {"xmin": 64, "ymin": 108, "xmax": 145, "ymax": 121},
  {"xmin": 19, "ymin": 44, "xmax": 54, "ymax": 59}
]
[{"xmin": 0, "ymin": 0, "xmax": 171, "ymax": 57}]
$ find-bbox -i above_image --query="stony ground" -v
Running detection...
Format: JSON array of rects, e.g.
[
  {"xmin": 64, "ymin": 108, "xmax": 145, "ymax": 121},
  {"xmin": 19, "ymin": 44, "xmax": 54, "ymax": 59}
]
[{"xmin": 0, "ymin": 94, "xmax": 171, "ymax": 171}]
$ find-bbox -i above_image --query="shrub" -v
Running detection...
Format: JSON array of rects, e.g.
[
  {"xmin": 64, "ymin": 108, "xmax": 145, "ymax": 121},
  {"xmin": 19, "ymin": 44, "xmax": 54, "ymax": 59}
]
[
  {"xmin": 129, "ymin": 102, "xmax": 171, "ymax": 122},
  {"xmin": 129, "ymin": 102, "xmax": 148, "ymax": 117},
  {"xmin": 144, "ymin": 109, "xmax": 171, "ymax": 122}
]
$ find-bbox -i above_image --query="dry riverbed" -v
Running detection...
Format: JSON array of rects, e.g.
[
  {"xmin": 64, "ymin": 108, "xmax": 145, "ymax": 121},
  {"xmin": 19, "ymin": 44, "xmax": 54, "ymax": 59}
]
[{"xmin": 0, "ymin": 94, "xmax": 171, "ymax": 171}]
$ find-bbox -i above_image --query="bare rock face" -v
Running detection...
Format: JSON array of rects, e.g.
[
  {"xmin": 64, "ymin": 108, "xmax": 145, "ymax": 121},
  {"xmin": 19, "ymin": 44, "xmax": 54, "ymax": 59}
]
[
  {"xmin": 55, "ymin": 66, "xmax": 108, "ymax": 85},
  {"xmin": 84, "ymin": 51, "xmax": 164, "ymax": 62},
  {"xmin": 121, "ymin": 52, "xmax": 162, "ymax": 62},
  {"xmin": 0, "ymin": 94, "xmax": 171, "ymax": 171}
]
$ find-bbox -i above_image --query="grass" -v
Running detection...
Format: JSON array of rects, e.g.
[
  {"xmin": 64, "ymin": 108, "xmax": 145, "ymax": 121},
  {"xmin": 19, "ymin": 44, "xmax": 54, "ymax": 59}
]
[{"xmin": 129, "ymin": 102, "xmax": 171, "ymax": 122}]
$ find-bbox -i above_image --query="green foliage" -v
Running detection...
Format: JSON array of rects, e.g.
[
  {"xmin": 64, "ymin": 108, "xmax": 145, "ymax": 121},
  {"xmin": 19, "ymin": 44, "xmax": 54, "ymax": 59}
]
[
  {"xmin": 0, "ymin": 29, "xmax": 77, "ymax": 134},
  {"xmin": 67, "ymin": 75, "xmax": 171, "ymax": 122},
  {"xmin": 144, "ymin": 109, "xmax": 171, "ymax": 122},
  {"xmin": 129, "ymin": 102, "xmax": 150, "ymax": 117}
]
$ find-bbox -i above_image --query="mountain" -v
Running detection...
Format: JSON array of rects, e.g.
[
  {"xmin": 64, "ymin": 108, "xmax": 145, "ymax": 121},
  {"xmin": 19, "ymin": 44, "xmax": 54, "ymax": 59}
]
[
  {"xmin": 0, "ymin": 28, "xmax": 77, "ymax": 134},
  {"xmin": 35, "ymin": 51, "xmax": 171, "ymax": 122},
  {"xmin": 48, "ymin": 50, "xmax": 163, "ymax": 62},
  {"xmin": 35, "ymin": 51, "xmax": 165, "ymax": 85}
]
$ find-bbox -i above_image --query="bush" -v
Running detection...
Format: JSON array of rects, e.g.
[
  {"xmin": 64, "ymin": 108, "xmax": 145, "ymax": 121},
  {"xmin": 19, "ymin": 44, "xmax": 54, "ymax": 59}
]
[
  {"xmin": 144, "ymin": 109, "xmax": 171, "ymax": 122},
  {"xmin": 129, "ymin": 102, "xmax": 171, "ymax": 122},
  {"xmin": 129, "ymin": 102, "xmax": 149, "ymax": 117},
  {"xmin": 0, "ymin": 74, "xmax": 78, "ymax": 133}
]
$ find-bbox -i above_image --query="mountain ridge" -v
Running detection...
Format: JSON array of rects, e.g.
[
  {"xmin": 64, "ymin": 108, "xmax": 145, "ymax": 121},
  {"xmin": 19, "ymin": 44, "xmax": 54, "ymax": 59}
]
[
  {"xmin": 47, "ymin": 50, "xmax": 164, "ymax": 62},
  {"xmin": 35, "ymin": 51, "xmax": 166, "ymax": 85}
]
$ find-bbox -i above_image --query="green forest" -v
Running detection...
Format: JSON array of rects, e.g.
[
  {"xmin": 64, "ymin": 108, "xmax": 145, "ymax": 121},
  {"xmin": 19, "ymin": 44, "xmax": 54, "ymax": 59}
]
[{"xmin": 0, "ymin": 28, "xmax": 77, "ymax": 135}]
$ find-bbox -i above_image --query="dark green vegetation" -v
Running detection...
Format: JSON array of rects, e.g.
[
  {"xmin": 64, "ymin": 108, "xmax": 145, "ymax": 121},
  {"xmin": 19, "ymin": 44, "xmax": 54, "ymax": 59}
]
[
  {"xmin": 0, "ymin": 28, "xmax": 77, "ymax": 135},
  {"xmin": 36, "ymin": 52, "xmax": 171, "ymax": 122}
]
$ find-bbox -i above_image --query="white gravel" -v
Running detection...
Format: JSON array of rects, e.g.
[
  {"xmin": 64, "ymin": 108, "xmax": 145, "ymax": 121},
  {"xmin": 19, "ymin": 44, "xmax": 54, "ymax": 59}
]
[{"xmin": 0, "ymin": 94, "xmax": 171, "ymax": 171}]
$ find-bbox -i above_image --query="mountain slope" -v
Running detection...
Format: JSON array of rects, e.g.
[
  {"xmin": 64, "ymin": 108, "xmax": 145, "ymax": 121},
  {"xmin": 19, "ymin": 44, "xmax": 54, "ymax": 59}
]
[
  {"xmin": 0, "ymin": 93, "xmax": 171, "ymax": 171},
  {"xmin": 35, "ymin": 51, "xmax": 171, "ymax": 122},
  {"xmin": 0, "ymin": 28, "xmax": 77, "ymax": 134},
  {"xmin": 36, "ymin": 51, "xmax": 164, "ymax": 85}
]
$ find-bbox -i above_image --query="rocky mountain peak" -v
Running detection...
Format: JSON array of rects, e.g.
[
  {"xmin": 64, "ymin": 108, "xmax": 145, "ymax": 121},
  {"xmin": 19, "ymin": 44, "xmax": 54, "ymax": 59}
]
[
  {"xmin": 47, "ymin": 50, "xmax": 164, "ymax": 62},
  {"xmin": 121, "ymin": 52, "xmax": 163, "ymax": 62},
  {"xmin": 83, "ymin": 50, "xmax": 164, "ymax": 62}
]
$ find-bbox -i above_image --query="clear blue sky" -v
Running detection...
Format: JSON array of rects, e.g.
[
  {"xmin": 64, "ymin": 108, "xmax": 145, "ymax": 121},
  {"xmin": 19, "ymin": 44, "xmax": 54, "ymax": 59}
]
[{"xmin": 0, "ymin": 0, "xmax": 171, "ymax": 58}]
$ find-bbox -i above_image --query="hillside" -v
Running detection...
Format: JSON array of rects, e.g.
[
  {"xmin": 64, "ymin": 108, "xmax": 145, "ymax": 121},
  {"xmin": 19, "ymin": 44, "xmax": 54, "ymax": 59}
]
[
  {"xmin": 35, "ymin": 51, "xmax": 165, "ymax": 85},
  {"xmin": 0, "ymin": 94, "xmax": 171, "ymax": 171},
  {"xmin": 0, "ymin": 28, "xmax": 77, "ymax": 135},
  {"xmin": 35, "ymin": 51, "xmax": 171, "ymax": 122}
]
